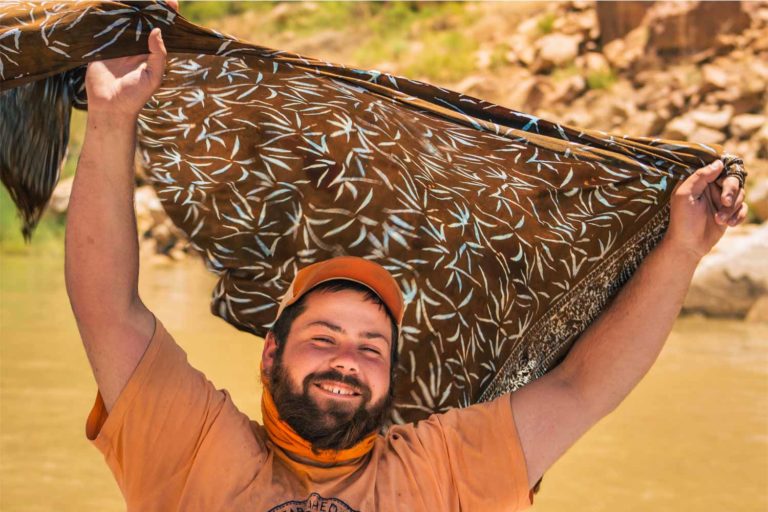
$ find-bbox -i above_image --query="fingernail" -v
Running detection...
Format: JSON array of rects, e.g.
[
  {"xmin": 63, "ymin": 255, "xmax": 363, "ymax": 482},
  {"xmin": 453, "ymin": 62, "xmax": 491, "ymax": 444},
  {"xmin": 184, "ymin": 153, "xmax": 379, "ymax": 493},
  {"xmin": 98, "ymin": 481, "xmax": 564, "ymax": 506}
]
[
  {"xmin": 717, "ymin": 212, "xmax": 726, "ymax": 222},
  {"xmin": 710, "ymin": 161, "xmax": 723, "ymax": 170},
  {"xmin": 724, "ymin": 194, "xmax": 733, "ymax": 207}
]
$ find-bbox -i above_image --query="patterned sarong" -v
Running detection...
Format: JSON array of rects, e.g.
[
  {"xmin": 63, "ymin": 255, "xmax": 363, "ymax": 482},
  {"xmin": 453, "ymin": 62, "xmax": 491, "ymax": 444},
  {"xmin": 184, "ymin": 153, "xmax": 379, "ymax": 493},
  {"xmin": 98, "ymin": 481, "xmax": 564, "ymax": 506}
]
[{"xmin": 0, "ymin": 1, "xmax": 746, "ymax": 423}]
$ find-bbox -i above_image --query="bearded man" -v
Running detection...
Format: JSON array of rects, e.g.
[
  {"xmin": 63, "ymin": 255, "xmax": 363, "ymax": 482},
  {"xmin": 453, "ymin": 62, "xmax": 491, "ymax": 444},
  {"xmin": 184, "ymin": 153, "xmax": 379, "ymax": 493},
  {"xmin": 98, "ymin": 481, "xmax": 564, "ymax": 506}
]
[{"xmin": 66, "ymin": 26, "xmax": 749, "ymax": 512}]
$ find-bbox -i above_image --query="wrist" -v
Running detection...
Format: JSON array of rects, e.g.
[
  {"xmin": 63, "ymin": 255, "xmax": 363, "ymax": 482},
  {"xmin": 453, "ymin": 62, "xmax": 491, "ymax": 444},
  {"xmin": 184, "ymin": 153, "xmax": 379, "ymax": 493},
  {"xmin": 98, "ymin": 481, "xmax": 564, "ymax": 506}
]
[
  {"xmin": 86, "ymin": 110, "xmax": 139, "ymax": 132},
  {"xmin": 656, "ymin": 237, "xmax": 703, "ymax": 269}
]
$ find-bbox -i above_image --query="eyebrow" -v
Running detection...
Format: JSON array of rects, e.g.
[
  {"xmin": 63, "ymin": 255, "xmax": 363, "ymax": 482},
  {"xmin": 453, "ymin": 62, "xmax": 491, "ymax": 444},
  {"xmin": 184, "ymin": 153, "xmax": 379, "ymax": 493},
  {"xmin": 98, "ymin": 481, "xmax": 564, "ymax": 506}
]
[{"xmin": 306, "ymin": 320, "xmax": 390, "ymax": 345}]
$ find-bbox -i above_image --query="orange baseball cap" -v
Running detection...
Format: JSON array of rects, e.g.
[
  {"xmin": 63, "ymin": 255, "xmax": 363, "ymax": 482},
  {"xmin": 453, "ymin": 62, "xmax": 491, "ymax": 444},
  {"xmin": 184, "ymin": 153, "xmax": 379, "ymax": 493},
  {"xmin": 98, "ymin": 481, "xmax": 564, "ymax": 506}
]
[{"xmin": 273, "ymin": 256, "xmax": 405, "ymax": 328}]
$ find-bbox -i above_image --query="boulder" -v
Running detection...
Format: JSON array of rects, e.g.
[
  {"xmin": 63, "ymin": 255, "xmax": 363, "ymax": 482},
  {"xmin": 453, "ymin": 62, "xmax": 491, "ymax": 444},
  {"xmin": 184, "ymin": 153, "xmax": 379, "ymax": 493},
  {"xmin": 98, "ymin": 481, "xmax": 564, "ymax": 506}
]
[
  {"xmin": 701, "ymin": 64, "xmax": 730, "ymax": 92},
  {"xmin": 746, "ymin": 295, "xmax": 768, "ymax": 323},
  {"xmin": 581, "ymin": 51, "xmax": 610, "ymax": 74},
  {"xmin": 506, "ymin": 76, "xmax": 553, "ymax": 112},
  {"xmin": 48, "ymin": 176, "xmax": 73, "ymax": 215},
  {"xmin": 663, "ymin": 115, "xmax": 697, "ymax": 139},
  {"xmin": 756, "ymin": 124, "xmax": 768, "ymax": 159},
  {"xmin": 747, "ymin": 178, "xmax": 768, "ymax": 222},
  {"xmin": 134, "ymin": 185, "xmax": 166, "ymax": 235},
  {"xmin": 646, "ymin": 1, "xmax": 751, "ymax": 56},
  {"xmin": 690, "ymin": 106, "xmax": 733, "ymax": 130},
  {"xmin": 690, "ymin": 125, "xmax": 727, "ymax": 146},
  {"xmin": 602, "ymin": 25, "xmax": 649, "ymax": 71},
  {"xmin": 730, "ymin": 114, "xmax": 766, "ymax": 139},
  {"xmin": 684, "ymin": 223, "xmax": 768, "ymax": 317},
  {"xmin": 535, "ymin": 33, "xmax": 582, "ymax": 71},
  {"xmin": 622, "ymin": 111, "xmax": 665, "ymax": 137},
  {"xmin": 595, "ymin": 1, "xmax": 653, "ymax": 44},
  {"xmin": 548, "ymin": 74, "xmax": 587, "ymax": 104}
]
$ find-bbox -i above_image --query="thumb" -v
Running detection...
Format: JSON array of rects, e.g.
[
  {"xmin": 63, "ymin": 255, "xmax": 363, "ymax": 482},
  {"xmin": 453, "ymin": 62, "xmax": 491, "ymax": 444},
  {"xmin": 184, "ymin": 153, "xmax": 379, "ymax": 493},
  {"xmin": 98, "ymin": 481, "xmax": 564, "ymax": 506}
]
[
  {"xmin": 146, "ymin": 28, "xmax": 167, "ymax": 83},
  {"xmin": 687, "ymin": 160, "xmax": 723, "ymax": 198}
]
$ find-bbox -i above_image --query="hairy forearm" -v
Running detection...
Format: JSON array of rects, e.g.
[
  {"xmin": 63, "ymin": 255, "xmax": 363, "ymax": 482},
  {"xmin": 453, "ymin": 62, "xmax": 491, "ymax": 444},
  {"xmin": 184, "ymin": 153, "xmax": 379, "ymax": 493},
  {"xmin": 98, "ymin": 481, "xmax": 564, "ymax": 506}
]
[
  {"xmin": 556, "ymin": 238, "xmax": 701, "ymax": 417},
  {"xmin": 65, "ymin": 113, "xmax": 142, "ymax": 320}
]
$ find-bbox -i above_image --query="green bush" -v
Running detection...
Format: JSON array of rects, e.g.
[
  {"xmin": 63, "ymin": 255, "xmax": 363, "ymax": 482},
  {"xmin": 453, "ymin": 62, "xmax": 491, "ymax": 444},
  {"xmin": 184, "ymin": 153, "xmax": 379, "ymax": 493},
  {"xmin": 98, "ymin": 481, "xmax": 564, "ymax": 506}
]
[
  {"xmin": 182, "ymin": 1, "xmax": 273, "ymax": 24},
  {"xmin": 586, "ymin": 68, "xmax": 617, "ymax": 90},
  {"xmin": 536, "ymin": 12, "xmax": 555, "ymax": 36}
]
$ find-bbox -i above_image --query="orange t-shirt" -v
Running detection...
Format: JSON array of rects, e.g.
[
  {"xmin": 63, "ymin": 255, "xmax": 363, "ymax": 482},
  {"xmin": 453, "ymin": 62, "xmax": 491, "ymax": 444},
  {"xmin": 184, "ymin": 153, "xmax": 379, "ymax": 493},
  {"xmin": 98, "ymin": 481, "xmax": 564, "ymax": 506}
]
[{"xmin": 86, "ymin": 316, "xmax": 533, "ymax": 511}]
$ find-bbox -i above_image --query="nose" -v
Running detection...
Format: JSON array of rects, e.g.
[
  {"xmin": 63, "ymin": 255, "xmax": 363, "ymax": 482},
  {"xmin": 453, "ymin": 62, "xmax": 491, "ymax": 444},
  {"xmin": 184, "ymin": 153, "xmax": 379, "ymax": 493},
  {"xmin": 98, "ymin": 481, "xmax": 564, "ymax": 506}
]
[{"xmin": 328, "ymin": 345, "xmax": 359, "ymax": 374}]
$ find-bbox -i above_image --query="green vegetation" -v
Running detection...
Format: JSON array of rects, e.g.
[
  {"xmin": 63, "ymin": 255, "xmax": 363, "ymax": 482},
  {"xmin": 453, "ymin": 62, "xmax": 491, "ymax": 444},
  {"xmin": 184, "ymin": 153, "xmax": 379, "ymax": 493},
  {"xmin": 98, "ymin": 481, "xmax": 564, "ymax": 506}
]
[
  {"xmin": 489, "ymin": 43, "xmax": 512, "ymax": 71},
  {"xmin": 552, "ymin": 62, "xmax": 581, "ymax": 82},
  {"xmin": 586, "ymin": 67, "xmax": 617, "ymax": 90},
  {"xmin": 536, "ymin": 12, "xmax": 556, "ymax": 36},
  {"xmin": 181, "ymin": 1, "xmax": 274, "ymax": 24},
  {"xmin": 352, "ymin": 2, "xmax": 475, "ymax": 82}
]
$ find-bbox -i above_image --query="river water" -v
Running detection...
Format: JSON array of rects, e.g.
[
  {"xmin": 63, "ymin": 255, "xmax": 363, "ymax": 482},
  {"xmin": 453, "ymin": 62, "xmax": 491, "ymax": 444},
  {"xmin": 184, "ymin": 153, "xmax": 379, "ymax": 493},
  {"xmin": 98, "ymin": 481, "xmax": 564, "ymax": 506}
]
[{"xmin": 1, "ymin": 251, "xmax": 766, "ymax": 511}]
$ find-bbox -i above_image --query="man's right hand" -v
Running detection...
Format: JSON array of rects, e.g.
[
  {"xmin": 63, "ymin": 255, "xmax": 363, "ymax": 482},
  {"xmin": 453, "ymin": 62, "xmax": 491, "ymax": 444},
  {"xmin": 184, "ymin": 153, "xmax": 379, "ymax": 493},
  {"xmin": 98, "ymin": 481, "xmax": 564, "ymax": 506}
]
[{"xmin": 85, "ymin": 28, "xmax": 167, "ymax": 118}]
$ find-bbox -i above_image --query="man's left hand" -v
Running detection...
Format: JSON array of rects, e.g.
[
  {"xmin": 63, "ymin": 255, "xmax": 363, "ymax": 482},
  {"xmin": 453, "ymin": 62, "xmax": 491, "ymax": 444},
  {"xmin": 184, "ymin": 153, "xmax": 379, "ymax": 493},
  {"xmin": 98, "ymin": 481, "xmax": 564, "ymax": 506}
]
[{"xmin": 664, "ymin": 160, "xmax": 748, "ymax": 261}]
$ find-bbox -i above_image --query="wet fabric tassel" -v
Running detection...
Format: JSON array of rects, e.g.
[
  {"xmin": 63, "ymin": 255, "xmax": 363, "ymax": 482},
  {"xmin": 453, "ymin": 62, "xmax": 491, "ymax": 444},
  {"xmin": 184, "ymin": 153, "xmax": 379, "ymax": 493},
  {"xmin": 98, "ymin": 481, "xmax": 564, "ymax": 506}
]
[{"xmin": 0, "ymin": 1, "xmax": 747, "ymax": 423}]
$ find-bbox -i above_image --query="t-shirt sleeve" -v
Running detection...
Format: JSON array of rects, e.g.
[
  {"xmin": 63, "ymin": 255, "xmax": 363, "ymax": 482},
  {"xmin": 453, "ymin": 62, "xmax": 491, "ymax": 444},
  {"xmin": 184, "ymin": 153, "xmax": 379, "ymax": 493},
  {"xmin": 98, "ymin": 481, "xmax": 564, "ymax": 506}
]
[
  {"xmin": 401, "ymin": 394, "xmax": 534, "ymax": 511},
  {"xmin": 85, "ymin": 314, "xmax": 265, "ymax": 508}
]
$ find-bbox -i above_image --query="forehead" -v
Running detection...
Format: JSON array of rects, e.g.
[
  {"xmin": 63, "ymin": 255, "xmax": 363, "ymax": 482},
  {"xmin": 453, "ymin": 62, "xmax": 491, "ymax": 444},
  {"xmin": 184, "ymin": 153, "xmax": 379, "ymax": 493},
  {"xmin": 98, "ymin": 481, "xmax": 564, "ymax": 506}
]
[{"xmin": 292, "ymin": 289, "xmax": 392, "ymax": 337}]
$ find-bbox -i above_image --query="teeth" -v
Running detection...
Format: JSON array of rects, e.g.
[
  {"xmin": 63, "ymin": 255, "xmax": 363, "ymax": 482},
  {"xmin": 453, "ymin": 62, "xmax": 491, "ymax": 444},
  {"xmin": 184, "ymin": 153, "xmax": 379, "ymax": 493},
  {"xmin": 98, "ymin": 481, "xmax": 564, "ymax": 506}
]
[{"xmin": 319, "ymin": 383, "xmax": 355, "ymax": 396}]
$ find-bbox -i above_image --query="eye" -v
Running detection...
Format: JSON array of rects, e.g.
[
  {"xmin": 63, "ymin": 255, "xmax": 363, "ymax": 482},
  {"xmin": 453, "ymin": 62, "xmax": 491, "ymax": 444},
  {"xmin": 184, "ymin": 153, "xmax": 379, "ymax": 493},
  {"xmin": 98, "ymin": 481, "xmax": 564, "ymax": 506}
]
[
  {"xmin": 361, "ymin": 346, "xmax": 382, "ymax": 356},
  {"xmin": 312, "ymin": 337, "xmax": 334, "ymax": 344}
]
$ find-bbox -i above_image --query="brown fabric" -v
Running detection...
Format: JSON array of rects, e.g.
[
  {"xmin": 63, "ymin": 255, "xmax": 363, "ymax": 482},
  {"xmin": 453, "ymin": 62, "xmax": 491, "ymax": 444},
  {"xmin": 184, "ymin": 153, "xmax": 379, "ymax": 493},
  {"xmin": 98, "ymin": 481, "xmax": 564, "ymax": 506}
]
[
  {"xmin": 0, "ymin": 1, "xmax": 747, "ymax": 423},
  {"xmin": 86, "ymin": 315, "xmax": 533, "ymax": 511}
]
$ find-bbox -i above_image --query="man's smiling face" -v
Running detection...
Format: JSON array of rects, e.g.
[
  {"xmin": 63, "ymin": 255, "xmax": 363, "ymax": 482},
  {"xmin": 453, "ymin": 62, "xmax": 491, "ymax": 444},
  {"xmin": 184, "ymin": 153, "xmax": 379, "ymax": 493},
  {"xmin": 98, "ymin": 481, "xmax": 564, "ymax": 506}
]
[{"xmin": 262, "ymin": 286, "xmax": 395, "ymax": 451}]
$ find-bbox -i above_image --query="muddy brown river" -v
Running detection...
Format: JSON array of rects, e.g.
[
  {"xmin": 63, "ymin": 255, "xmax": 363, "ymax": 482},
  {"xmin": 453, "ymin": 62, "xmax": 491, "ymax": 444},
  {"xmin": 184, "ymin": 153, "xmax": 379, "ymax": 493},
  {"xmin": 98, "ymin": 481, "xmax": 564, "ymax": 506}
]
[{"xmin": 1, "ymin": 251, "xmax": 766, "ymax": 511}]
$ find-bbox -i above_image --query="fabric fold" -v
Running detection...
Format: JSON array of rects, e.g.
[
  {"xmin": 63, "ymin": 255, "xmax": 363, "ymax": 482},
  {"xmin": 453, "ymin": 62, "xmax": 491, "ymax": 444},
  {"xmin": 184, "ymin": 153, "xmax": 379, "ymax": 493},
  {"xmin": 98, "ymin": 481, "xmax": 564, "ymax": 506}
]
[{"xmin": 0, "ymin": 0, "xmax": 747, "ymax": 423}]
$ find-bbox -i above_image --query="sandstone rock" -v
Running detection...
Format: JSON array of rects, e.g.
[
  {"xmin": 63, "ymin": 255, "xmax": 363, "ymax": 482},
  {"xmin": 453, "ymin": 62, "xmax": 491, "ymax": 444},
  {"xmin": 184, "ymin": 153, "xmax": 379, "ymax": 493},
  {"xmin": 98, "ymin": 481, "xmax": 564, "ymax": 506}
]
[
  {"xmin": 701, "ymin": 64, "xmax": 730, "ymax": 91},
  {"xmin": 684, "ymin": 223, "xmax": 768, "ymax": 317},
  {"xmin": 475, "ymin": 48, "xmax": 493, "ymax": 70},
  {"xmin": 48, "ymin": 176, "xmax": 73, "ymax": 215},
  {"xmin": 622, "ymin": 111, "xmax": 665, "ymax": 137},
  {"xmin": 646, "ymin": 1, "xmax": 751, "ymax": 56},
  {"xmin": 747, "ymin": 178, "xmax": 768, "ymax": 222},
  {"xmin": 455, "ymin": 75, "xmax": 486, "ymax": 94},
  {"xmin": 690, "ymin": 106, "xmax": 733, "ymax": 130},
  {"xmin": 690, "ymin": 125, "xmax": 727, "ymax": 146},
  {"xmin": 535, "ymin": 33, "xmax": 582, "ymax": 70},
  {"xmin": 755, "ymin": 124, "xmax": 768, "ymax": 159},
  {"xmin": 135, "ymin": 185, "xmax": 166, "ymax": 235},
  {"xmin": 548, "ymin": 74, "xmax": 586, "ymax": 104},
  {"xmin": 516, "ymin": 17, "xmax": 541, "ymax": 39},
  {"xmin": 595, "ymin": 1, "xmax": 653, "ymax": 44},
  {"xmin": 663, "ymin": 115, "xmax": 697, "ymax": 139},
  {"xmin": 731, "ymin": 114, "xmax": 766, "ymax": 139},
  {"xmin": 562, "ymin": 108, "xmax": 593, "ymax": 129},
  {"xmin": 504, "ymin": 33, "xmax": 536, "ymax": 67},
  {"xmin": 602, "ymin": 25, "xmax": 648, "ymax": 70},
  {"xmin": 746, "ymin": 295, "xmax": 768, "ymax": 323},
  {"xmin": 507, "ymin": 76, "xmax": 553, "ymax": 112},
  {"xmin": 582, "ymin": 51, "xmax": 610, "ymax": 73}
]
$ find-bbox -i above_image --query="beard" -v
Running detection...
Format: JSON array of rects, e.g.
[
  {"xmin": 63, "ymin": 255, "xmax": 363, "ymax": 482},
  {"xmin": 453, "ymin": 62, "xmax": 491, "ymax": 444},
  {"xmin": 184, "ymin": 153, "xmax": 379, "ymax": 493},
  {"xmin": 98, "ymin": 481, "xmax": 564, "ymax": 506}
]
[{"xmin": 269, "ymin": 356, "xmax": 394, "ymax": 452}]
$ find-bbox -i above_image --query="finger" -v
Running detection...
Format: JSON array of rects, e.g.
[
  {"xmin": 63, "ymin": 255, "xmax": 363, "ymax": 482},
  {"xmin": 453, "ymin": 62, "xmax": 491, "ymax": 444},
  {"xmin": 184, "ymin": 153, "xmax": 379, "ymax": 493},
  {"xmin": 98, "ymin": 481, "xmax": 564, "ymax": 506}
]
[
  {"xmin": 146, "ymin": 28, "xmax": 167, "ymax": 82},
  {"xmin": 166, "ymin": 0, "xmax": 179, "ymax": 11},
  {"xmin": 720, "ymin": 175, "xmax": 741, "ymax": 207},
  {"xmin": 714, "ymin": 187, "xmax": 745, "ymax": 225},
  {"xmin": 727, "ymin": 203, "xmax": 748, "ymax": 226},
  {"xmin": 683, "ymin": 160, "xmax": 724, "ymax": 198}
]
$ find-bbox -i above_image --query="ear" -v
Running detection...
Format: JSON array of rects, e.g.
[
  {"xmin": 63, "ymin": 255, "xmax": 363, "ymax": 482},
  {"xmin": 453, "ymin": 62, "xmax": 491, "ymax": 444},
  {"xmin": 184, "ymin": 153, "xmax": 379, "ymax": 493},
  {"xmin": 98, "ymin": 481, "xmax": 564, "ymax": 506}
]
[{"xmin": 262, "ymin": 331, "xmax": 279, "ymax": 376}]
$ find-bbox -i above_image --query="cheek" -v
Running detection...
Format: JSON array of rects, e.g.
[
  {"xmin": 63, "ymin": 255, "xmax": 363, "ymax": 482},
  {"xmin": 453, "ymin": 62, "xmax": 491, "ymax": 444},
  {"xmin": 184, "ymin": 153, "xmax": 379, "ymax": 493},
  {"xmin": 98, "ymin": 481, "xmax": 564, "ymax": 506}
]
[{"xmin": 361, "ymin": 360, "xmax": 391, "ymax": 398}]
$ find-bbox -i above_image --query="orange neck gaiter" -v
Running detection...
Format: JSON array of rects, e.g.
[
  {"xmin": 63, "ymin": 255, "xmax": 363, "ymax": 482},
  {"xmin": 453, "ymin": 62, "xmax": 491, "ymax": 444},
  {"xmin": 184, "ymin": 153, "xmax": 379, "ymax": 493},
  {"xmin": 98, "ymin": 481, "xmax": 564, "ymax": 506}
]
[{"xmin": 260, "ymin": 375, "xmax": 377, "ymax": 465}]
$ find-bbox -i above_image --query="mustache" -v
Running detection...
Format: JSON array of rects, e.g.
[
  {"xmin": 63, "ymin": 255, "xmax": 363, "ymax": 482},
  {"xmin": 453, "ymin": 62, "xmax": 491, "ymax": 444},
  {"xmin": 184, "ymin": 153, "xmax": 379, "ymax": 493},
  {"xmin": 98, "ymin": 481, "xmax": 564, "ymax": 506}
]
[{"xmin": 304, "ymin": 369, "xmax": 370, "ymax": 398}]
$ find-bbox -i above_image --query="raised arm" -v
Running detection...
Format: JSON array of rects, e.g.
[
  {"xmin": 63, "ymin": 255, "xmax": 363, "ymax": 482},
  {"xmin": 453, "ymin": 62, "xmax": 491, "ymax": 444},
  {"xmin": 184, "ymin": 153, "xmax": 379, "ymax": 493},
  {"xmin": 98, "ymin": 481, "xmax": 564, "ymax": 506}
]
[
  {"xmin": 65, "ymin": 29, "xmax": 167, "ymax": 411},
  {"xmin": 511, "ymin": 160, "xmax": 749, "ymax": 487}
]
